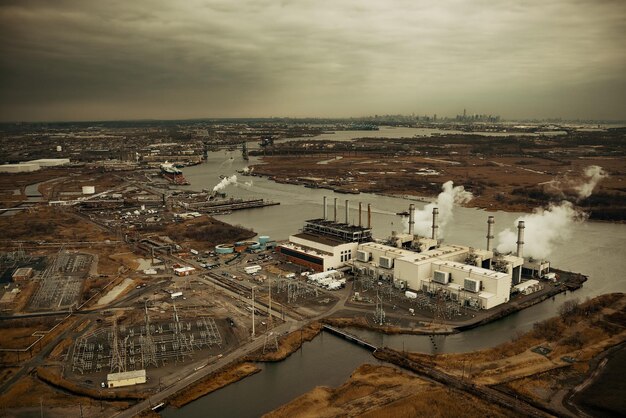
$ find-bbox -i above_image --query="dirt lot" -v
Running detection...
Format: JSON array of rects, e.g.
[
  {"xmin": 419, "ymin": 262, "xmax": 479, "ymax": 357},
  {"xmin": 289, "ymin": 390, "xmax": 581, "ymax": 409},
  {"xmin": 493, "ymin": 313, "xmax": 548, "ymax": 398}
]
[{"xmin": 0, "ymin": 206, "xmax": 114, "ymax": 244}]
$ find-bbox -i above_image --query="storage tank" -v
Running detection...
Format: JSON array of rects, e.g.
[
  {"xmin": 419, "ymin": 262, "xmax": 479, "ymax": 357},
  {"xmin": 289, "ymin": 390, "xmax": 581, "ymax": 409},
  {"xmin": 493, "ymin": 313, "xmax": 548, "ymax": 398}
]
[
  {"xmin": 215, "ymin": 244, "xmax": 234, "ymax": 254},
  {"xmin": 82, "ymin": 185, "xmax": 95, "ymax": 195}
]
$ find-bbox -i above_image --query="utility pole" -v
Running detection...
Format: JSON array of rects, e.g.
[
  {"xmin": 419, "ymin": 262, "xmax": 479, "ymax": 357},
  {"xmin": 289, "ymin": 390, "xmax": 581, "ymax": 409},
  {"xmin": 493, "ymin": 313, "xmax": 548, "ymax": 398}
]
[{"xmin": 251, "ymin": 286, "xmax": 257, "ymax": 338}]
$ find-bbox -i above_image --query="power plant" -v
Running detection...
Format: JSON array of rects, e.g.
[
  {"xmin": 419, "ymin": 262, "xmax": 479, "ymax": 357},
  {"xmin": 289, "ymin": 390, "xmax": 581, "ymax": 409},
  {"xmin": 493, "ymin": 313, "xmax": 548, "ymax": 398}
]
[{"xmin": 278, "ymin": 196, "xmax": 550, "ymax": 311}]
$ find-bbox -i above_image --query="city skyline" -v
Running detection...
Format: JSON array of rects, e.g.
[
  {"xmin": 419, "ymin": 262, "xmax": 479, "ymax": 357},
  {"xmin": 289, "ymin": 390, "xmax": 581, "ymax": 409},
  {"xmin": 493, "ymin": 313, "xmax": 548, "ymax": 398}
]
[{"xmin": 1, "ymin": 0, "xmax": 625, "ymax": 122}]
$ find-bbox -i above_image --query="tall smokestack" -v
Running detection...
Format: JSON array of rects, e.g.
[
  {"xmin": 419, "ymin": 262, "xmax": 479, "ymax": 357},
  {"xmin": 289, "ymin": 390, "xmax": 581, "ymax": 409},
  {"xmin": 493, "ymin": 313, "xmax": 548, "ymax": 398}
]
[
  {"xmin": 367, "ymin": 204, "xmax": 371, "ymax": 229},
  {"xmin": 486, "ymin": 216, "xmax": 495, "ymax": 251},
  {"xmin": 431, "ymin": 207, "xmax": 439, "ymax": 240},
  {"xmin": 408, "ymin": 204, "xmax": 415, "ymax": 236},
  {"xmin": 345, "ymin": 200, "xmax": 349, "ymax": 224},
  {"xmin": 323, "ymin": 196, "xmax": 327, "ymax": 220},
  {"xmin": 516, "ymin": 220, "xmax": 525, "ymax": 258},
  {"xmin": 358, "ymin": 202, "xmax": 362, "ymax": 227},
  {"xmin": 334, "ymin": 198, "xmax": 338, "ymax": 222}
]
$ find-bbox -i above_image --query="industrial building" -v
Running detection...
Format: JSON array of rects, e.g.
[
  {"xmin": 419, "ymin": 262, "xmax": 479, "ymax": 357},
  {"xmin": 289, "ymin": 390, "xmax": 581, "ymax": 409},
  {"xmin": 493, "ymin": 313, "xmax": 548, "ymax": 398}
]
[
  {"xmin": 0, "ymin": 158, "xmax": 70, "ymax": 173},
  {"xmin": 348, "ymin": 207, "xmax": 530, "ymax": 310},
  {"xmin": 277, "ymin": 197, "xmax": 373, "ymax": 272},
  {"xmin": 106, "ymin": 369, "xmax": 146, "ymax": 388}
]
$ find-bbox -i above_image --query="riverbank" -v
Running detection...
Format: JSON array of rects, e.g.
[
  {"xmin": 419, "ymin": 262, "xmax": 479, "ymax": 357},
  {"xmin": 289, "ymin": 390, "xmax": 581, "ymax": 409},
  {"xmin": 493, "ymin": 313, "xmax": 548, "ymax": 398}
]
[
  {"xmin": 265, "ymin": 293, "xmax": 625, "ymax": 417},
  {"xmin": 249, "ymin": 150, "xmax": 626, "ymax": 220},
  {"xmin": 164, "ymin": 322, "xmax": 323, "ymax": 409},
  {"xmin": 265, "ymin": 363, "xmax": 516, "ymax": 418},
  {"xmin": 167, "ymin": 362, "xmax": 261, "ymax": 408}
]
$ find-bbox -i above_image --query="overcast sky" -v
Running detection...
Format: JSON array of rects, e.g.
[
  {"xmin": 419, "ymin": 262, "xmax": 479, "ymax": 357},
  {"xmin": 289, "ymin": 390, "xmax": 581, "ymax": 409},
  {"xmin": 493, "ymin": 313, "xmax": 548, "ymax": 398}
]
[{"xmin": 0, "ymin": 0, "xmax": 624, "ymax": 121}]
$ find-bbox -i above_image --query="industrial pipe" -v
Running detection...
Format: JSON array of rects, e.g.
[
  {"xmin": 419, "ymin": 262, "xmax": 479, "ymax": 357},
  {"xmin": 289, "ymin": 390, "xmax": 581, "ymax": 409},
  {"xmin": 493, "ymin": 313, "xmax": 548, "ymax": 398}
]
[
  {"xmin": 323, "ymin": 196, "xmax": 327, "ymax": 220},
  {"xmin": 431, "ymin": 207, "xmax": 439, "ymax": 240},
  {"xmin": 345, "ymin": 199, "xmax": 349, "ymax": 224},
  {"xmin": 516, "ymin": 220, "xmax": 525, "ymax": 258},
  {"xmin": 486, "ymin": 216, "xmax": 495, "ymax": 251},
  {"xmin": 334, "ymin": 198, "xmax": 337, "ymax": 222},
  {"xmin": 367, "ymin": 204, "xmax": 371, "ymax": 229},
  {"xmin": 358, "ymin": 202, "xmax": 362, "ymax": 227}
]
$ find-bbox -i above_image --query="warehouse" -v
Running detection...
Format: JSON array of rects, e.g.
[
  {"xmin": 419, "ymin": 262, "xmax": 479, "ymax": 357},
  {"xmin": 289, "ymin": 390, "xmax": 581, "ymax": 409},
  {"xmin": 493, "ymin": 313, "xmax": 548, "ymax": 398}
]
[{"xmin": 106, "ymin": 369, "xmax": 146, "ymax": 388}]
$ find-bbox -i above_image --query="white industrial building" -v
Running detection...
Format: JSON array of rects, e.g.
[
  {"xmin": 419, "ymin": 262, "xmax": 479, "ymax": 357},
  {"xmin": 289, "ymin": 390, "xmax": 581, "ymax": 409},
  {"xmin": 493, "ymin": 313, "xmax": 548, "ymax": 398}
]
[
  {"xmin": 0, "ymin": 163, "xmax": 41, "ymax": 173},
  {"xmin": 0, "ymin": 158, "xmax": 70, "ymax": 173},
  {"xmin": 277, "ymin": 197, "xmax": 373, "ymax": 272},
  {"xmin": 106, "ymin": 369, "xmax": 146, "ymax": 388},
  {"xmin": 26, "ymin": 158, "xmax": 70, "ymax": 167},
  {"xmin": 351, "ymin": 242, "xmax": 517, "ymax": 309}
]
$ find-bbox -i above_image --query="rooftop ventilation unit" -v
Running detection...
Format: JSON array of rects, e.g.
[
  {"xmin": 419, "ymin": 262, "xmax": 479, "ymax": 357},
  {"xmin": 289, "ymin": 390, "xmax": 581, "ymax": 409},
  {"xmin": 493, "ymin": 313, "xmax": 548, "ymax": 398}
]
[
  {"xmin": 356, "ymin": 250, "xmax": 370, "ymax": 262},
  {"xmin": 379, "ymin": 256, "xmax": 394, "ymax": 269},
  {"xmin": 433, "ymin": 270, "xmax": 450, "ymax": 284},
  {"xmin": 464, "ymin": 278, "xmax": 481, "ymax": 293}
]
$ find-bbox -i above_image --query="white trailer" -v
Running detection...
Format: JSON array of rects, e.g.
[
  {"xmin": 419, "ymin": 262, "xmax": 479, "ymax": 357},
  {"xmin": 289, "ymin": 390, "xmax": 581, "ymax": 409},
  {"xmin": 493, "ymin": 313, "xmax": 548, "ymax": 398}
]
[
  {"xmin": 171, "ymin": 291, "xmax": 183, "ymax": 299},
  {"xmin": 405, "ymin": 290, "xmax": 418, "ymax": 299},
  {"xmin": 244, "ymin": 265, "xmax": 262, "ymax": 274},
  {"xmin": 190, "ymin": 249, "xmax": 199, "ymax": 255}
]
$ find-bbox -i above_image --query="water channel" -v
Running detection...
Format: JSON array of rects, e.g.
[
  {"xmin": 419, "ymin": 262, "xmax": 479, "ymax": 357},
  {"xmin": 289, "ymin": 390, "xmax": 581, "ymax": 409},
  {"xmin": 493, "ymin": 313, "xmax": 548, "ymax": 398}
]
[{"xmin": 166, "ymin": 128, "xmax": 625, "ymax": 416}]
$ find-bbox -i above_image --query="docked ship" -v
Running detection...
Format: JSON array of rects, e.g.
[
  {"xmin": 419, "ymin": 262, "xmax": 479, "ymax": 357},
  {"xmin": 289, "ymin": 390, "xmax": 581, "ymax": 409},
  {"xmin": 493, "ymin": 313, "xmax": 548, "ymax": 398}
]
[{"xmin": 160, "ymin": 161, "xmax": 189, "ymax": 185}]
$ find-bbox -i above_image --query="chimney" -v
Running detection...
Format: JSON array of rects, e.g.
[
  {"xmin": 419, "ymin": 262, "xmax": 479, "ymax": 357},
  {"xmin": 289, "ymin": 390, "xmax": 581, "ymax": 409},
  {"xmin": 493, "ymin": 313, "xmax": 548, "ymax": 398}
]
[
  {"xmin": 333, "ymin": 198, "xmax": 337, "ymax": 222},
  {"xmin": 486, "ymin": 216, "xmax": 495, "ymax": 251},
  {"xmin": 323, "ymin": 196, "xmax": 327, "ymax": 220},
  {"xmin": 408, "ymin": 204, "xmax": 415, "ymax": 236},
  {"xmin": 358, "ymin": 202, "xmax": 362, "ymax": 227},
  {"xmin": 516, "ymin": 220, "xmax": 525, "ymax": 258},
  {"xmin": 345, "ymin": 200, "xmax": 349, "ymax": 224},
  {"xmin": 431, "ymin": 207, "xmax": 439, "ymax": 240},
  {"xmin": 367, "ymin": 204, "xmax": 372, "ymax": 228}
]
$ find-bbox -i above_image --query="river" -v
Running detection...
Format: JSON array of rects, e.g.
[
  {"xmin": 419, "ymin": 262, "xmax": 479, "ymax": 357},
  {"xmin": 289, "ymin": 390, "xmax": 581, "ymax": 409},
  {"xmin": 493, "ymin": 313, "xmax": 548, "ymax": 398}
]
[{"xmin": 166, "ymin": 129, "xmax": 625, "ymax": 416}]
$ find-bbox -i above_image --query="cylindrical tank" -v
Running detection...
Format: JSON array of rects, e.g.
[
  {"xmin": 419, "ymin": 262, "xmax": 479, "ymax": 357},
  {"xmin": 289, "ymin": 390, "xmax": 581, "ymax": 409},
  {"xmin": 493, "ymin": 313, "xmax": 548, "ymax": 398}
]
[
  {"xmin": 82, "ymin": 185, "xmax": 95, "ymax": 195},
  {"xmin": 56, "ymin": 145, "xmax": 62, "ymax": 152},
  {"xmin": 215, "ymin": 244, "xmax": 234, "ymax": 254},
  {"xmin": 259, "ymin": 236, "xmax": 270, "ymax": 245}
]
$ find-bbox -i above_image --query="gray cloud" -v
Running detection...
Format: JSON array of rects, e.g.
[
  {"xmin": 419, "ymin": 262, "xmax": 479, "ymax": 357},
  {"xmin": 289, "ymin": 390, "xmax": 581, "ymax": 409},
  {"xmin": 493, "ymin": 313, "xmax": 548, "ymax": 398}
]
[{"xmin": 0, "ymin": 0, "xmax": 624, "ymax": 121}]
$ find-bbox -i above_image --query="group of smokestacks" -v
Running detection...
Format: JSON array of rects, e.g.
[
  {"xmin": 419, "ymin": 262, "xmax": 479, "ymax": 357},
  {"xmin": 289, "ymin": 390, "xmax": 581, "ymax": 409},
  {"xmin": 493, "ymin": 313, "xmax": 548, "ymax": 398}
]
[
  {"xmin": 407, "ymin": 203, "xmax": 439, "ymax": 241},
  {"xmin": 322, "ymin": 196, "xmax": 371, "ymax": 228},
  {"xmin": 485, "ymin": 215, "xmax": 524, "ymax": 258},
  {"xmin": 321, "ymin": 197, "xmax": 527, "ymax": 258}
]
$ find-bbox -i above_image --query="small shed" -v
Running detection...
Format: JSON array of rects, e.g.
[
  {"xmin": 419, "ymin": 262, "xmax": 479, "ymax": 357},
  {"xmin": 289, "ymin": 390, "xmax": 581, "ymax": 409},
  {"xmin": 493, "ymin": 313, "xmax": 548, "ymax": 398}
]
[{"xmin": 12, "ymin": 267, "xmax": 33, "ymax": 281}]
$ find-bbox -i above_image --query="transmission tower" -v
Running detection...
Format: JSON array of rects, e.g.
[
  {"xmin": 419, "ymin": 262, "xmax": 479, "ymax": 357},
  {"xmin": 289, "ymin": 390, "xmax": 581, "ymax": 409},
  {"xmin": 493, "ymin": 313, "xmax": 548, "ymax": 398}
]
[
  {"xmin": 140, "ymin": 302, "xmax": 158, "ymax": 369},
  {"xmin": 110, "ymin": 319, "xmax": 126, "ymax": 373},
  {"xmin": 374, "ymin": 291, "xmax": 386, "ymax": 325},
  {"xmin": 263, "ymin": 281, "xmax": 278, "ymax": 353}
]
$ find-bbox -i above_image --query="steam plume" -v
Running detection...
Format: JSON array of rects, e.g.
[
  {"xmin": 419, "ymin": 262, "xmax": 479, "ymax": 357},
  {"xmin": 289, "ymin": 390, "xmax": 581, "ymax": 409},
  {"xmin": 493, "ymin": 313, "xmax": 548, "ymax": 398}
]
[
  {"xmin": 574, "ymin": 165, "xmax": 608, "ymax": 199},
  {"xmin": 213, "ymin": 174, "xmax": 238, "ymax": 192},
  {"xmin": 496, "ymin": 201, "xmax": 585, "ymax": 259},
  {"xmin": 406, "ymin": 181, "xmax": 472, "ymax": 237}
]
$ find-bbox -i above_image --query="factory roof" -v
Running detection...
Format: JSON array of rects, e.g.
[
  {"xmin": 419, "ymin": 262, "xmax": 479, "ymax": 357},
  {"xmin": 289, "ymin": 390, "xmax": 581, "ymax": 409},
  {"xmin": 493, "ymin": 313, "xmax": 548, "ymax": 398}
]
[
  {"xmin": 357, "ymin": 242, "xmax": 417, "ymax": 258},
  {"xmin": 432, "ymin": 260, "xmax": 509, "ymax": 280},
  {"xmin": 292, "ymin": 232, "xmax": 351, "ymax": 248}
]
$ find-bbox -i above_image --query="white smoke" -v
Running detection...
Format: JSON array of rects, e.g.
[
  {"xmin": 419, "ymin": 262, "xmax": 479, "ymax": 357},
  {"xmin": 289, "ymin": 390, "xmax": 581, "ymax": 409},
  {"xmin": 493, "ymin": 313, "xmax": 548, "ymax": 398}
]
[
  {"xmin": 574, "ymin": 165, "xmax": 608, "ymax": 199},
  {"xmin": 496, "ymin": 201, "xmax": 585, "ymax": 259},
  {"xmin": 406, "ymin": 181, "xmax": 473, "ymax": 237},
  {"xmin": 242, "ymin": 167, "xmax": 250, "ymax": 174},
  {"xmin": 213, "ymin": 175, "xmax": 238, "ymax": 192}
]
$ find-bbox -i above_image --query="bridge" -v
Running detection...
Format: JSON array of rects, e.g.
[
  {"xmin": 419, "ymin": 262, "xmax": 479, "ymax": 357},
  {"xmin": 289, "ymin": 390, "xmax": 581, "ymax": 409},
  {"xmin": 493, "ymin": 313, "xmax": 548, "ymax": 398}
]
[{"xmin": 322, "ymin": 324, "xmax": 378, "ymax": 351}]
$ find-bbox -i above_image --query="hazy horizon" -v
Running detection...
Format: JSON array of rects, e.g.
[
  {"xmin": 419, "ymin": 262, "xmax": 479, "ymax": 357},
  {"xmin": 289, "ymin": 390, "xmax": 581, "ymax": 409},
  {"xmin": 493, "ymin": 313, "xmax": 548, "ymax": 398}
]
[{"xmin": 1, "ymin": 0, "xmax": 625, "ymax": 122}]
